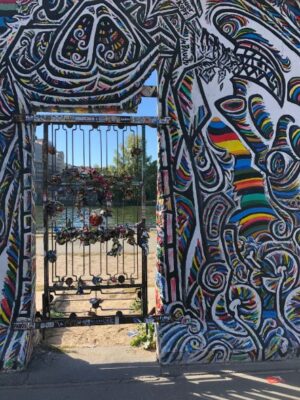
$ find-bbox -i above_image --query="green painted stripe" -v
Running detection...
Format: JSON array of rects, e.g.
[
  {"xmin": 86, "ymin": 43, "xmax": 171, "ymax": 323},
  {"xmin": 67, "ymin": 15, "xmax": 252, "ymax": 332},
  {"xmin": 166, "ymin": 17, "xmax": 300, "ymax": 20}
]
[
  {"xmin": 241, "ymin": 194, "xmax": 269, "ymax": 208},
  {"xmin": 0, "ymin": 5, "xmax": 17, "ymax": 11}
]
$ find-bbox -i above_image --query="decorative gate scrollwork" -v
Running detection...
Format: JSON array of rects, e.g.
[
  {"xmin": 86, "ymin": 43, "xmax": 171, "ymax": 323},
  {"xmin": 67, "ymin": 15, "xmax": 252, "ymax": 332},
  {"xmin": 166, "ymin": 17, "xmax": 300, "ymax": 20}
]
[{"xmin": 40, "ymin": 119, "xmax": 150, "ymax": 327}]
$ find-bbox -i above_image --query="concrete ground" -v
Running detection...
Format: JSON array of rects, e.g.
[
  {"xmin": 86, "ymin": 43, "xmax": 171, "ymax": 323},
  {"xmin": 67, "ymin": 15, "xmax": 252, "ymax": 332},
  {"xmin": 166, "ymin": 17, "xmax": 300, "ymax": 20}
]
[{"xmin": 1, "ymin": 345, "xmax": 300, "ymax": 400}]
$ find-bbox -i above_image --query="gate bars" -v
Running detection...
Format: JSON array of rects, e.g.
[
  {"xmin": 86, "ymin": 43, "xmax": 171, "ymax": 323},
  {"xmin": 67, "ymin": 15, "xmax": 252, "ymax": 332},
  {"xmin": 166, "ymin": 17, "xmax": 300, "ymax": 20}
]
[{"xmin": 40, "ymin": 119, "xmax": 152, "ymax": 328}]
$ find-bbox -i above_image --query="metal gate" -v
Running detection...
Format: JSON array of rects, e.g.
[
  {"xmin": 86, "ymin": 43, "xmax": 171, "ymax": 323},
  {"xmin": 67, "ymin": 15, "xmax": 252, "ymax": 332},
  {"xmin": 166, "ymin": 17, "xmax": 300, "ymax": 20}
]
[{"xmin": 36, "ymin": 114, "xmax": 164, "ymax": 328}]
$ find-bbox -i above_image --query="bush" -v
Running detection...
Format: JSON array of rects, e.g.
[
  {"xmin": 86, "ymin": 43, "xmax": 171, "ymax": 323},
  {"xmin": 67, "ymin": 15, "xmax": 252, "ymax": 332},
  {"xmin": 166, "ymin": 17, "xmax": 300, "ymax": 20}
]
[{"xmin": 130, "ymin": 323, "xmax": 156, "ymax": 350}]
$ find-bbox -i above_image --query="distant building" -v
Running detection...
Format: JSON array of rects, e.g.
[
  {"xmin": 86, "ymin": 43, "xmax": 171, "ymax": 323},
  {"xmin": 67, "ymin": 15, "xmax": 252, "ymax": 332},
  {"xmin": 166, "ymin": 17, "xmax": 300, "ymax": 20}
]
[{"xmin": 34, "ymin": 139, "xmax": 64, "ymax": 203}]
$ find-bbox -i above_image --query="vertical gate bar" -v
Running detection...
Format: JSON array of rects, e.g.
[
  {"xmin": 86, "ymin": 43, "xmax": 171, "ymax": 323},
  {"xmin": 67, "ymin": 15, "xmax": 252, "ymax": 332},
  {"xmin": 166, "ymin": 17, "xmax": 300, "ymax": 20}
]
[
  {"xmin": 116, "ymin": 126, "xmax": 119, "ymax": 275},
  {"xmin": 89, "ymin": 127, "xmax": 92, "ymax": 277},
  {"xmin": 50, "ymin": 124, "xmax": 55, "ymax": 284},
  {"xmin": 105, "ymin": 126, "xmax": 109, "ymax": 279},
  {"xmin": 122, "ymin": 128, "xmax": 125, "ymax": 277},
  {"xmin": 82, "ymin": 125, "xmax": 86, "ymax": 277},
  {"xmin": 99, "ymin": 127, "xmax": 102, "ymax": 278},
  {"xmin": 100, "ymin": 126, "xmax": 103, "ymax": 171},
  {"xmin": 141, "ymin": 125, "xmax": 148, "ymax": 317},
  {"xmin": 54, "ymin": 126, "xmax": 58, "ymax": 282},
  {"xmin": 142, "ymin": 125, "xmax": 146, "ymax": 221},
  {"xmin": 42, "ymin": 123, "xmax": 50, "ymax": 318},
  {"xmin": 122, "ymin": 127, "xmax": 125, "ymax": 225},
  {"xmin": 65, "ymin": 125, "xmax": 68, "ymax": 279},
  {"xmin": 71, "ymin": 126, "xmax": 75, "ymax": 280},
  {"xmin": 136, "ymin": 126, "xmax": 140, "ymax": 278}
]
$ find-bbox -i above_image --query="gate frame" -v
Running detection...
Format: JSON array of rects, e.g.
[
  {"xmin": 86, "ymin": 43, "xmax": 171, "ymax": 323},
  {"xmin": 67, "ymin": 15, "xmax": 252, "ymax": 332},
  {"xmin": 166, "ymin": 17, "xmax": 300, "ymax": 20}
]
[{"xmin": 12, "ymin": 112, "xmax": 171, "ymax": 331}]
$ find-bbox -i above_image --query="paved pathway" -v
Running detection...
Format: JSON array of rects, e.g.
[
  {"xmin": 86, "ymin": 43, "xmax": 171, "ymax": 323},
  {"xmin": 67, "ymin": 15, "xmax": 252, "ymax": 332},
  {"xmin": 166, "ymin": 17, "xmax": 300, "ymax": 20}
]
[{"xmin": 0, "ymin": 346, "xmax": 300, "ymax": 400}]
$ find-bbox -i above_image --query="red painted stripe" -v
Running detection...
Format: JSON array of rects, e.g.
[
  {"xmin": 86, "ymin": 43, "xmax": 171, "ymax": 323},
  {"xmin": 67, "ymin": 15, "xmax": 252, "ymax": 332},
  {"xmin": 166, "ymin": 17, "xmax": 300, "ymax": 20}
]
[
  {"xmin": 235, "ymin": 180, "xmax": 264, "ymax": 190},
  {"xmin": 209, "ymin": 132, "xmax": 238, "ymax": 143}
]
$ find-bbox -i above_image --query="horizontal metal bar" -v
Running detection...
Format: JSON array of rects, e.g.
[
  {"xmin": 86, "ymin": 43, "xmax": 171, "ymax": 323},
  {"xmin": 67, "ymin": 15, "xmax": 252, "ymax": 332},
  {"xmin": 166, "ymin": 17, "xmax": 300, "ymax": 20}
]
[
  {"xmin": 13, "ymin": 314, "xmax": 171, "ymax": 330},
  {"xmin": 14, "ymin": 114, "xmax": 170, "ymax": 127},
  {"xmin": 49, "ymin": 284, "xmax": 143, "ymax": 292}
]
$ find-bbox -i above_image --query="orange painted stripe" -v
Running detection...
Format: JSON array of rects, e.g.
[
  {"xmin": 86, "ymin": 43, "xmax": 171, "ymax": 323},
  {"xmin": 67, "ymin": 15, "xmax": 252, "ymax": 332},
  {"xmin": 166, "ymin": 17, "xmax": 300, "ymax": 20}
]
[{"xmin": 235, "ymin": 179, "xmax": 264, "ymax": 190}]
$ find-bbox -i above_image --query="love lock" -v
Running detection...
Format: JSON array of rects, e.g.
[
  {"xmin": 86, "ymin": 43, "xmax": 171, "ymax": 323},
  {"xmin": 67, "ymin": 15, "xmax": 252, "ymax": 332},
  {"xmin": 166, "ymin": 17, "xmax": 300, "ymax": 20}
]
[
  {"xmin": 47, "ymin": 250, "xmax": 57, "ymax": 263},
  {"xmin": 49, "ymin": 174, "xmax": 62, "ymax": 185},
  {"xmin": 89, "ymin": 211, "xmax": 103, "ymax": 227},
  {"xmin": 92, "ymin": 276, "xmax": 103, "ymax": 286},
  {"xmin": 77, "ymin": 286, "xmax": 84, "ymax": 295},
  {"xmin": 117, "ymin": 275, "xmax": 126, "ymax": 284},
  {"xmin": 46, "ymin": 201, "xmax": 64, "ymax": 218},
  {"xmin": 48, "ymin": 144, "xmax": 56, "ymax": 155},
  {"xmin": 118, "ymin": 225, "xmax": 127, "ymax": 236},
  {"xmin": 100, "ymin": 208, "xmax": 112, "ymax": 218},
  {"xmin": 107, "ymin": 239, "xmax": 123, "ymax": 257},
  {"xmin": 105, "ymin": 191, "xmax": 113, "ymax": 201},
  {"xmin": 138, "ymin": 229, "xmax": 150, "ymax": 255},
  {"xmin": 97, "ymin": 190, "xmax": 106, "ymax": 205},
  {"xmin": 125, "ymin": 188, "xmax": 134, "ymax": 200},
  {"xmin": 75, "ymin": 188, "xmax": 88, "ymax": 208},
  {"xmin": 89, "ymin": 298, "xmax": 103, "ymax": 309},
  {"xmin": 55, "ymin": 229, "xmax": 69, "ymax": 245},
  {"xmin": 77, "ymin": 278, "xmax": 86, "ymax": 294},
  {"xmin": 127, "ymin": 237, "xmax": 136, "ymax": 246},
  {"xmin": 65, "ymin": 277, "xmax": 74, "ymax": 287},
  {"xmin": 126, "ymin": 227, "xmax": 136, "ymax": 246},
  {"xmin": 63, "ymin": 167, "xmax": 79, "ymax": 181},
  {"xmin": 53, "ymin": 280, "xmax": 64, "ymax": 288}
]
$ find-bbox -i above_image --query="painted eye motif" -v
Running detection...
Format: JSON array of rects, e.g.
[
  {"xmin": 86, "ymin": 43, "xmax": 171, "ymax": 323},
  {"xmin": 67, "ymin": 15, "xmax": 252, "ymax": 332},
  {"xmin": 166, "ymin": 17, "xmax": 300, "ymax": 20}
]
[
  {"xmin": 267, "ymin": 151, "xmax": 294, "ymax": 176},
  {"xmin": 96, "ymin": 16, "xmax": 129, "ymax": 65}
]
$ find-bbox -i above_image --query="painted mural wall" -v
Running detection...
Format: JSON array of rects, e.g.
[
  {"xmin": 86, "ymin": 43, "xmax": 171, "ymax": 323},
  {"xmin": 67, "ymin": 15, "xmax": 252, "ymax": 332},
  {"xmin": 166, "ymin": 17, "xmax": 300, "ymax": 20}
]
[{"xmin": 0, "ymin": 0, "xmax": 300, "ymax": 369}]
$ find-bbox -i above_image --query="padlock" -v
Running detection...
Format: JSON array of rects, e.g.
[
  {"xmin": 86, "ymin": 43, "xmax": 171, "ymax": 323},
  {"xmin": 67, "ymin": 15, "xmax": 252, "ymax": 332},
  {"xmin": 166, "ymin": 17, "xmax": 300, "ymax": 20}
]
[
  {"xmin": 48, "ymin": 144, "xmax": 56, "ymax": 155},
  {"xmin": 65, "ymin": 277, "xmax": 74, "ymax": 287},
  {"xmin": 117, "ymin": 275, "xmax": 126, "ymax": 284},
  {"xmin": 46, "ymin": 201, "xmax": 64, "ymax": 218},
  {"xmin": 107, "ymin": 240, "xmax": 123, "ymax": 256},
  {"xmin": 89, "ymin": 212, "xmax": 103, "ymax": 227},
  {"xmin": 92, "ymin": 276, "xmax": 103, "ymax": 286},
  {"xmin": 47, "ymin": 250, "xmax": 57, "ymax": 263},
  {"xmin": 89, "ymin": 298, "xmax": 103, "ymax": 309}
]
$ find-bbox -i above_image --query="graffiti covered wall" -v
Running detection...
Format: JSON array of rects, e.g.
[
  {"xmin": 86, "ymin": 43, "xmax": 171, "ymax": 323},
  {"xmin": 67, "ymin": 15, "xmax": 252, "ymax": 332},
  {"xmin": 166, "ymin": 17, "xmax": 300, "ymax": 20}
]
[
  {"xmin": 0, "ymin": 0, "xmax": 300, "ymax": 369},
  {"xmin": 156, "ymin": 0, "xmax": 300, "ymax": 363}
]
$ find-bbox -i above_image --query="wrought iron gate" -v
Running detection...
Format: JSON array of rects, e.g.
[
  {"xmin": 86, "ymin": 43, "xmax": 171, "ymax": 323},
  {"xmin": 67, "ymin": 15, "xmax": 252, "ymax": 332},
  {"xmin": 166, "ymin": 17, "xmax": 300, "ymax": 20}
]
[{"xmin": 37, "ymin": 115, "xmax": 163, "ymax": 328}]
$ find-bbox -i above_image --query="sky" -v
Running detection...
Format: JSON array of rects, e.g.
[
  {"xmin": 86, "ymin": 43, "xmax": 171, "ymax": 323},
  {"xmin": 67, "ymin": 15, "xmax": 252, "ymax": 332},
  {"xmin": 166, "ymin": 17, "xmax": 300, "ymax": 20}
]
[{"xmin": 35, "ymin": 72, "xmax": 158, "ymax": 167}]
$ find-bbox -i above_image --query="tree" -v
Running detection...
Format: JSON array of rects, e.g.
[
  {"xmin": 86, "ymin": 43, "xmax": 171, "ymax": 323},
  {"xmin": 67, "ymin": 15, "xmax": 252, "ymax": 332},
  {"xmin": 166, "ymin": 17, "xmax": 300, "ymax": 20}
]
[
  {"xmin": 112, "ymin": 133, "xmax": 157, "ymax": 202},
  {"xmin": 144, "ymin": 160, "xmax": 157, "ymax": 202}
]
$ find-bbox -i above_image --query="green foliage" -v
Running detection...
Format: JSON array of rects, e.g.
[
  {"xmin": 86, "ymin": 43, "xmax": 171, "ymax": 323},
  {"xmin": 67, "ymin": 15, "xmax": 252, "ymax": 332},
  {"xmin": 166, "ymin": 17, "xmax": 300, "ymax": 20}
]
[
  {"xmin": 111, "ymin": 133, "xmax": 157, "ymax": 202},
  {"xmin": 50, "ymin": 310, "xmax": 65, "ymax": 318},
  {"xmin": 130, "ymin": 323, "xmax": 156, "ymax": 350},
  {"xmin": 130, "ymin": 298, "xmax": 142, "ymax": 313},
  {"xmin": 144, "ymin": 160, "xmax": 157, "ymax": 202}
]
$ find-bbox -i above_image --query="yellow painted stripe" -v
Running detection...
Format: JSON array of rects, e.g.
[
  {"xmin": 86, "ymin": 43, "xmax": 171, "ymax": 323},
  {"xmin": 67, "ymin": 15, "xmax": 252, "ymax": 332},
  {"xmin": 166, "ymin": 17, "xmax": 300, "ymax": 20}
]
[
  {"xmin": 240, "ymin": 213, "xmax": 275, "ymax": 225},
  {"xmin": 217, "ymin": 140, "xmax": 250, "ymax": 155}
]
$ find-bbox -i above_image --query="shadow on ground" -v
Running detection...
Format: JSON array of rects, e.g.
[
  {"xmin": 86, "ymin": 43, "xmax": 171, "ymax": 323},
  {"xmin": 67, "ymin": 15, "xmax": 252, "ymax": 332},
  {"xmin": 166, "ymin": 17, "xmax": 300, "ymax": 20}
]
[{"xmin": 0, "ymin": 345, "xmax": 300, "ymax": 400}]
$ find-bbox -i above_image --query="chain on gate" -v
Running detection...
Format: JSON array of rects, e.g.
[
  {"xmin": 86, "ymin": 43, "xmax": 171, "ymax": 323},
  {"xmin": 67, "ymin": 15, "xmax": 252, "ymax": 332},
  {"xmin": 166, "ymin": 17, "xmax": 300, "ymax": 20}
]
[{"xmin": 41, "ymin": 123, "xmax": 149, "ymax": 326}]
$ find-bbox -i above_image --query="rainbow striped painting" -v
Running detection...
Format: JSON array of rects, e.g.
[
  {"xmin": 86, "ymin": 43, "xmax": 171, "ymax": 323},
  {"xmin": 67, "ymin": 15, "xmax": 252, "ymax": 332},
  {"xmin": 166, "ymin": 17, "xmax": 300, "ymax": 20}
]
[
  {"xmin": 0, "ymin": 0, "xmax": 17, "ymax": 32},
  {"xmin": 0, "ymin": 0, "xmax": 17, "ymax": 13}
]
